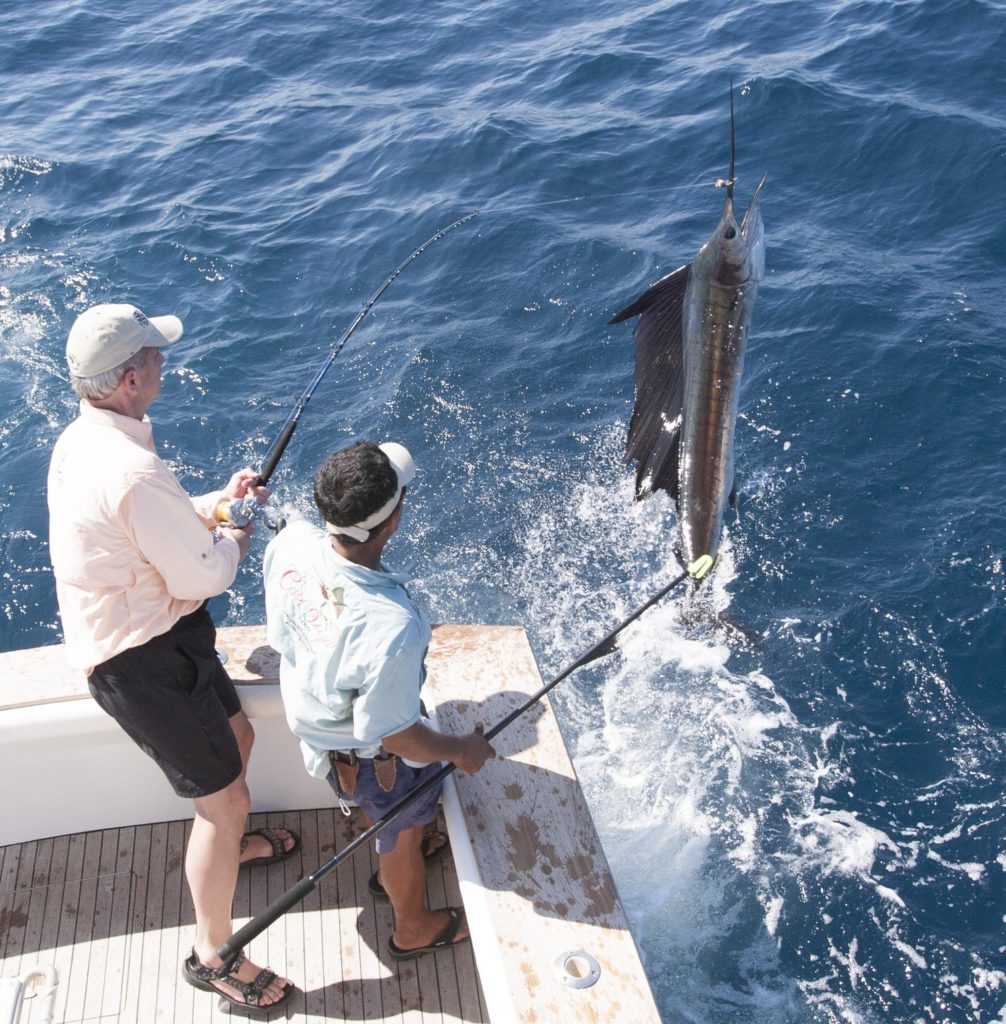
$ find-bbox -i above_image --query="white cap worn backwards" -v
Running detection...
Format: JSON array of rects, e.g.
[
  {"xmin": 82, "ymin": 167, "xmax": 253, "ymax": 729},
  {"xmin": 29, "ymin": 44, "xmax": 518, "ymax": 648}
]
[
  {"xmin": 326, "ymin": 442, "xmax": 417, "ymax": 542},
  {"xmin": 66, "ymin": 303, "xmax": 184, "ymax": 377}
]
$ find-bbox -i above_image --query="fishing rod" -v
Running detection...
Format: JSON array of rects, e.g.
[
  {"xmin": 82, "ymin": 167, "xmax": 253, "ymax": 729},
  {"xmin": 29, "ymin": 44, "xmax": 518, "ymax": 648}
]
[
  {"xmin": 215, "ymin": 210, "xmax": 480, "ymax": 527},
  {"xmin": 217, "ymin": 564, "xmax": 692, "ymax": 962}
]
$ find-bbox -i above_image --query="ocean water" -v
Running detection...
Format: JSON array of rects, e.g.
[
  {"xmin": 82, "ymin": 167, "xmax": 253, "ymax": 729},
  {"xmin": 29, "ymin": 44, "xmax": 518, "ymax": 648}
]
[{"xmin": 2, "ymin": 1, "xmax": 1005, "ymax": 1021}]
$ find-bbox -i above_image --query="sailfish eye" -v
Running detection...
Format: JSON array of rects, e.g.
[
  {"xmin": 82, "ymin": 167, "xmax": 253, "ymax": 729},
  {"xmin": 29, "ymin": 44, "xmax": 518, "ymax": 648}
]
[{"xmin": 724, "ymin": 227, "xmax": 737, "ymax": 239}]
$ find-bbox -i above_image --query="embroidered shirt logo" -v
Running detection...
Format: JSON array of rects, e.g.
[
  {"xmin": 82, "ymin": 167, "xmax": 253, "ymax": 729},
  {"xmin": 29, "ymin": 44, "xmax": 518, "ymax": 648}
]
[
  {"xmin": 321, "ymin": 584, "xmax": 345, "ymax": 617},
  {"xmin": 278, "ymin": 569, "xmax": 345, "ymax": 646}
]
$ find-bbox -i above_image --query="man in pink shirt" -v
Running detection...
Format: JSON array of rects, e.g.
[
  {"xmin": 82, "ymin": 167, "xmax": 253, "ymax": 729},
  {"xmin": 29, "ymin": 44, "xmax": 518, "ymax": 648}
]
[{"xmin": 47, "ymin": 303, "xmax": 296, "ymax": 1017}]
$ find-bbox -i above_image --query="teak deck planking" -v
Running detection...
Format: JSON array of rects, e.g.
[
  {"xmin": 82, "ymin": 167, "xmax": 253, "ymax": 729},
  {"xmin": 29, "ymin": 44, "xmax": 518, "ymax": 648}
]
[{"xmin": 0, "ymin": 808, "xmax": 485, "ymax": 1023}]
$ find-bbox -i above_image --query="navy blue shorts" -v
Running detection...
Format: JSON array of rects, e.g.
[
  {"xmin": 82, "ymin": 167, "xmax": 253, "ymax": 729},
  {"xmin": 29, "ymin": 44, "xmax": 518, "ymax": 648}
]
[
  {"xmin": 87, "ymin": 605, "xmax": 243, "ymax": 799},
  {"xmin": 327, "ymin": 756, "xmax": 443, "ymax": 854}
]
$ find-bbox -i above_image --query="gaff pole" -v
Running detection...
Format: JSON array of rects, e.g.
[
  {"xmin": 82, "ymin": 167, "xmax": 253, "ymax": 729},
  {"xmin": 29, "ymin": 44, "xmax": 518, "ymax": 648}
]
[{"xmin": 217, "ymin": 565, "xmax": 691, "ymax": 962}]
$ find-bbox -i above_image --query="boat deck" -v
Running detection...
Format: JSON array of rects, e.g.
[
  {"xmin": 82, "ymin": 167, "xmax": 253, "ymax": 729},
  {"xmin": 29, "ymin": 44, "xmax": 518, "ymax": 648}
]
[
  {"xmin": 0, "ymin": 623, "xmax": 663, "ymax": 1024},
  {"xmin": 0, "ymin": 807, "xmax": 486, "ymax": 1023}
]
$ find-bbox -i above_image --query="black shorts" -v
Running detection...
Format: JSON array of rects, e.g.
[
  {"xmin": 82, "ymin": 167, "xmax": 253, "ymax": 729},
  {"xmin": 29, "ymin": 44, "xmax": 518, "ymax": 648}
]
[{"xmin": 87, "ymin": 605, "xmax": 243, "ymax": 799}]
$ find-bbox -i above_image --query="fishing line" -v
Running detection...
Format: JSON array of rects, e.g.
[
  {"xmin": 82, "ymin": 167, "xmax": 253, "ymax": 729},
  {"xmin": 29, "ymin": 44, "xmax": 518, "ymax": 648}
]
[
  {"xmin": 472, "ymin": 178, "xmax": 725, "ymax": 217},
  {"xmin": 217, "ymin": 564, "xmax": 693, "ymax": 961},
  {"xmin": 332, "ymin": 178, "xmax": 726, "ymax": 225}
]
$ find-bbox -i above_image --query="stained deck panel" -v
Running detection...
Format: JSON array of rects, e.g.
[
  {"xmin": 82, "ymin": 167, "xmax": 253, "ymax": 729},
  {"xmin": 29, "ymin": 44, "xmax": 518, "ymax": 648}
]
[{"xmin": 423, "ymin": 625, "xmax": 663, "ymax": 1024}]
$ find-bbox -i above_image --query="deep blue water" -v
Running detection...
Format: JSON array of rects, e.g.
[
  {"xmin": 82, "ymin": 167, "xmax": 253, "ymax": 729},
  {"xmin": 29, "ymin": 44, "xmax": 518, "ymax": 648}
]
[{"xmin": 3, "ymin": 2, "xmax": 1005, "ymax": 1021}]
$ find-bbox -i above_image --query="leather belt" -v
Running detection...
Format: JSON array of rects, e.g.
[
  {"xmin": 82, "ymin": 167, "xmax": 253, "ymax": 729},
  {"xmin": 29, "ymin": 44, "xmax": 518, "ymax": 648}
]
[{"xmin": 330, "ymin": 748, "xmax": 394, "ymax": 765}]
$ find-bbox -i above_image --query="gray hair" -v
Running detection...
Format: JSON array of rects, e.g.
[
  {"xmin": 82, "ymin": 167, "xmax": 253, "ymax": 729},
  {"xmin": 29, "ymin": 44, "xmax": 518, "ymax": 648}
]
[{"xmin": 70, "ymin": 346, "xmax": 156, "ymax": 402}]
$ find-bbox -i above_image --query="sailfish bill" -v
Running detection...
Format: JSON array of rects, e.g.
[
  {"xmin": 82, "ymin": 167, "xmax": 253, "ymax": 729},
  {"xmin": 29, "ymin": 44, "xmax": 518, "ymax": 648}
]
[{"xmin": 610, "ymin": 93, "xmax": 766, "ymax": 581}]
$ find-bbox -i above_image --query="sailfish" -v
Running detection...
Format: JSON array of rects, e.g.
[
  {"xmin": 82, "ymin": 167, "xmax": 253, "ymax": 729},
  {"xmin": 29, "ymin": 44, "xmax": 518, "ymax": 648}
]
[{"xmin": 609, "ymin": 91, "xmax": 766, "ymax": 582}]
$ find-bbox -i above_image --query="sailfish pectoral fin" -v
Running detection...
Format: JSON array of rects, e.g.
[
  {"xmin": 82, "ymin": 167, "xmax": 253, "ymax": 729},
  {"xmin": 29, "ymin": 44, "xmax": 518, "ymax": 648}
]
[{"xmin": 611, "ymin": 262, "xmax": 690, "ymax": 505}]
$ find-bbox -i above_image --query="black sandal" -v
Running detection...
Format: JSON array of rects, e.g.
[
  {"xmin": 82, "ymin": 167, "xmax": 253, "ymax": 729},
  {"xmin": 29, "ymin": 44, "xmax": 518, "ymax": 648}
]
[
  {"xmin": 182, "ymin": 948, "xmax": 295, "ymax": 1017},
  {"xmin": 387, "ymin": 906, "xmax": 469, "ymax": 961},
  {"xmin": 369, "ymin": 829, "xmax": 449, "ymax": 901},
  {"xmin": 239, "ymin": 826, "xmax": 301, "ymax": 869}
]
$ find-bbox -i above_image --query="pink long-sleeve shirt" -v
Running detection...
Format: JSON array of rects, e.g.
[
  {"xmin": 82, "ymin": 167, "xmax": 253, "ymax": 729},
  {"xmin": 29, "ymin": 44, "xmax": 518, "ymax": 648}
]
[{"xmin": 47, "ymin": 401, "xmax": 240, "ymax": 673}]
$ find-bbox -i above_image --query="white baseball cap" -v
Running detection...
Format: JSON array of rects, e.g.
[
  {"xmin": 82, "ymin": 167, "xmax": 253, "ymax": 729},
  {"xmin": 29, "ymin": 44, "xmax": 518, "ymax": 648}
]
[{"xmin": 66, "ymin": 303, "xmax": 184, "ymax": 377}]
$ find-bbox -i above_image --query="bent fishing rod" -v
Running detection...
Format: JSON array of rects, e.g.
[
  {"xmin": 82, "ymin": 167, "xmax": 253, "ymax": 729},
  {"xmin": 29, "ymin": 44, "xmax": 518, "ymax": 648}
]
[
  {"xmin": 217, "ymin": 563, "xmax": 693, "ymax": 962},
  {"xmin": 215, "ymin": 210, "xmax": 480, "ymax": 527}
]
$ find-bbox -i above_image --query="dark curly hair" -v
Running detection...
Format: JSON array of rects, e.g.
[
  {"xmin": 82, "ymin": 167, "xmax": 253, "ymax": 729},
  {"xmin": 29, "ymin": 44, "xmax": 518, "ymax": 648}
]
[{"xmin": 314, "ymin": 441, "xmax": 399, "ymax": 545}]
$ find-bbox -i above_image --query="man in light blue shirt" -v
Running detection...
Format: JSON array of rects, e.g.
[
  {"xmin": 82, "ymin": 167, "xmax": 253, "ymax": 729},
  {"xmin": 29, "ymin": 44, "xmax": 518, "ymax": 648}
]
[{"xmin": 264, "ymin": 440, "xmax": 495, "ymax": 961}]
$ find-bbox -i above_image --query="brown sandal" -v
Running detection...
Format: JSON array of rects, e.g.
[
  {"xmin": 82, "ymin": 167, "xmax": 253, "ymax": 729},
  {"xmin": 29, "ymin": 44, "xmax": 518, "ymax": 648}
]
[{"xmin": 182, "ymin": 948, "xmax": 295, "ymax": 1017}]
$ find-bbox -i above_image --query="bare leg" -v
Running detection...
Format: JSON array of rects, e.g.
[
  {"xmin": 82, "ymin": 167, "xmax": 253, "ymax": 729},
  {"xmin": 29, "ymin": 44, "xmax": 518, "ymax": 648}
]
[
  {"xmin": 186, "ymin": 711, "xmax": 289, "ymax": 1007},
  {"xmin": 227, "ymin": 711, "xmax": 296, "ymax": 865},
  {"xmin": 379, "ymin": 824, "xmax": 469, "ymax": 951}
]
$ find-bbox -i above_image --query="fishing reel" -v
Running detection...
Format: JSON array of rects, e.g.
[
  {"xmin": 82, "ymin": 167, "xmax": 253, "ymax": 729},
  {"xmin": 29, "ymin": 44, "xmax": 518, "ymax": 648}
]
[
  {"xmin": 214, "ymin": 496, "xmax": 259, "ymax": 528},
  {"xmin": 214, "ymin": 496, "xmax": 286, "ymax": 534}
]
